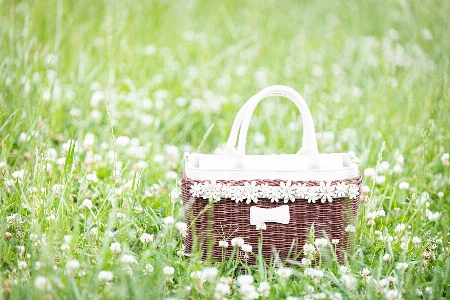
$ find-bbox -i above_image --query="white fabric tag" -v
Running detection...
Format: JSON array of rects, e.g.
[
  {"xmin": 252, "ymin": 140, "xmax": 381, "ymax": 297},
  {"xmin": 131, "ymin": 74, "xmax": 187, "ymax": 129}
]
[{"xmin": 250, "ymin": 205, "xmax": 290, "ymax": 225}]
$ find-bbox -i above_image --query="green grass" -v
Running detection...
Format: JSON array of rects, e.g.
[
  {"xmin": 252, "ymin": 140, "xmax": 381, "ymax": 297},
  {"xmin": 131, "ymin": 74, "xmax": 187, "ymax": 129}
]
[{"xmin": 0, "ymin": 0, "xmax": 449, "ymax": 299}]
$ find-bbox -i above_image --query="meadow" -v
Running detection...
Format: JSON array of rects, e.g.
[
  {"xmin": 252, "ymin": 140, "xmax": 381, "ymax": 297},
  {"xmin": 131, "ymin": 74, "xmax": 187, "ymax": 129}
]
[{"xmin": 0, "ymin": 0, "xmax": 449, "ymax": 299}]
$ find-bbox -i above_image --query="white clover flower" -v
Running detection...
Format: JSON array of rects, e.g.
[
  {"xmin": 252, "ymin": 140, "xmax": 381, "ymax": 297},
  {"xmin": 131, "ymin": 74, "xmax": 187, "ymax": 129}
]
[
  {"xmin": 163, "ymin": 266, "xmax": 175, "ymax": 275},
  {"xmin": 244, "ymin": 181, "xmax": 260, "ymax": 204},
  {"xmin": 237, "ymin": 274, "xmax": 254, "ymax": 286},
  {"xmin": 364, "ymin": 168, "xmax": 377, "ymax": 179},
  {"xmin": 303, "ymin": 243, "xmax": 316, "ymax": 258},
  {"xmin": 12, "ymin": 169, "xmax": 25, "ymax": 182},
  {"xmin": 201, "ymin": 267, "xmax": 218, "ymax": 282},
  {"xmin": 384, "ymin": 235, "xmax": 394, "ymax": 242},
  {"xmin": 163, "ymin": 216, "xmax": 175, "ymax": 225},
  {"xmin": 86, "ymin": 173, "xmax": 98, "ymax": 183},
  {"xmin": 279, "ymin": 180, "xmax": 296, "ymax": 203},
  {"xmin": 231, "ymin": 237, "xmax": 245, "ymax": 247},
  {"xmin": 116, "ymin": 212, "xmax": 126, "ymax": 219},
  {"xmin": 332, "ymin": 239, "xmax": 340, "ymax": 245},
  {"xmin": 110, "ymin": 242, "xmax": 121, "ymax": 254},
  {"xmin": 441, "ymin": 153, "xmax": 449, "ymax": 165},
  {"xmin": 361, "ymin": 268, "xmax": 370, "ymax": 276},
  {"xmin": 425, "ymin": 286, "xmax": 433, "ymax": 294},
  {"xmin": 257, "ymin": 281, "xmax": 270, "ymax": 297},
  {"xmin": 134, "ymin": 205, "xmax": 143, "ymax": 214},
  {"xmin": 66, "ymin": 259, "xmax": 80, "ymax": 271},
  {"xmin": 241, "ymin": 244, "xmax": 252, "ymax": 253},
  {"xmin": 140, "ymin": 233, "xmax": 154, "ymax": 243},
  {"xmin": 46, "ymin": 213, "xmax": 56, "ymax": 221},
  {"xmin": 4, "ymin": 179, "xmax": 15, "ymax": 187},
  {"xmin": 276, "ymin": 267, "xmax": 293, "ymax": 279},
  {"xmin": 143, "ymin": 263, "xmax": 154, "ymax": 275},
  {"xmin": 396, "ymin": 262, "xmax": 408, "ymax": 271},
  {"xmin": 64, "ymin": 235, "xmax": 73, "ymax": 244},
  {"xmin": 362, "ymin": 185, "xmax": 370, "ymax": 194},
  {"xmin": 239, "ymin": 283, "xmax": 259, "ymax": 300},
  {"xmin": 17, "ymin": 245, "xmax": 25, "ymax": 255},
  {"xmin": 18, "ymin": 260, "xmax": 27, "ymax": 270},
  {"xmin": 314, "ymin": 238, "xmax": 328, "ymax": 248},
  {"xmin": 341, "ymin": 274, "xmax": 357, "ymax": 290},
  {"xmin": 304, "ymin": 268, "xmax": 324, "ymax": 279},
  {"xmin": 385, "ymin": 289, "xmax": 401, "ymax": 300},
  {"xmin": 301, "ymin": 258, "xmax": 311, "ymax": 266},
  {"xmin": 214, "ymin": 281, "xmax": 231, "ymax": 299},
  {"xmin": 330, "ymin": 292, "xmax": 343, "ymax": 300},
  {"xmin": 398, "ymin": 181, "xmax": 409, "ymax": 190},
  {"xmin": 190, "ymin": 270, "xmax": 202, "ymax": 280},
  {"xmin": 394, "ymin": 224, "xmax": 406, "ymax": 233},
  {"xmin": 218, "ymin": 240, "xmax": 229, "ymax": 248},
  {"xmin": 34, "ymin": 276, "xmax": 51, "ymax": 291},
  {"xmin": 377, "ymin": 161, "xmax": 390, "ymax": 174},
  {"xmin": 318, "ymin": 181, "xmax": 336, "ymax": 203},
  {"xmin": 294, "ymin": 183, "xmax": 309, "ymax": 199},
  {"xmin": 80, "ymin": 199, "xmax": 93, "ymax": 209},
  {"xmin": 339, "ymin": 266, "xmax": 350, "ymax": 274},
  {"xmin": 393, "ymin": 164, "xmax": 403, "ymax": 173},
  {"xmin": 345, "ymin": 225, "xmax": 356, "ymax": 233},
  {"xmin": 90, "ymin": 227, "xmax": 98, "ymax": 235},
  {"xmin": 165, "ymin": 170, "xmax": 178, "ymax": 180},
  {"xmin": 383, "ymin": 254, "xmax": 391, "ymax": 262},
  {"xmin": 121, "ymin": 254, "xmax": 137, "ymax": 264},
  {"xmin": 98, "ymin": 270, "xmax": 114, "ymax": 281},
  {"xmin": 426, "ymin": 209, "xmax": 440, "ymax": 221},
  {"xmin": 375, "ymin": 175, "xmax": 386, "ymax": 185},
  {"xmin": 415, "ymin": 288, "xmax": 423, "ymax": 296},
  {"xmin": 256, "ymin": 222, "xmax": 266, "ymax": 230},
  {"xmin": 175, "ymin": 222, "xmax": 188, "ymax": 237},
  {"xmin": 376, "ymin": 210, "xmax": 386, "ymax": 217},
  {"xmin": 60, "ymin": 244, "xmax": 70, "ymax": 251}
]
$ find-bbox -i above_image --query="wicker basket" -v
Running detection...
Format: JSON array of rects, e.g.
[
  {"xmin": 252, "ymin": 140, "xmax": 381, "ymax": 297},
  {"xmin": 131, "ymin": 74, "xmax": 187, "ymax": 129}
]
[{"xmin": 181, "ymin": 85, "xmax": 361, "ymax": 264}]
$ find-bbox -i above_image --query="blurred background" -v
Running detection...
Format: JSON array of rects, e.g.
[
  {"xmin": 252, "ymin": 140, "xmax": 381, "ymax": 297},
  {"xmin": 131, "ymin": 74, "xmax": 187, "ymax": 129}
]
[{"xmin": 1, "ymin": 0, "xmax": 449, "ymax": 164}]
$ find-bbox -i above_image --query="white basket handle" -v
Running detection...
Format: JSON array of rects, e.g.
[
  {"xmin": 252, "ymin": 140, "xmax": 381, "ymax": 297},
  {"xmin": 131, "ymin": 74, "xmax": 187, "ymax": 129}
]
[{"xmin": 223, "ymin": 85, "xmax": 318, "ymax": 156}]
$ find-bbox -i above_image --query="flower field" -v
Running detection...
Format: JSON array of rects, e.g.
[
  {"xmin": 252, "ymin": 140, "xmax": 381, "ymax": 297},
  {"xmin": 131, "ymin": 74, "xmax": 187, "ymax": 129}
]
[{"xmin": 0, "ymin": 0, "xmax": 449, "ymax": 299}]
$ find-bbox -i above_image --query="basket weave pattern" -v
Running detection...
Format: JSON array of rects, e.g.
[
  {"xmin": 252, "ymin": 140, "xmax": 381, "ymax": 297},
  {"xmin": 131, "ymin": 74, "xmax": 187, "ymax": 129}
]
[{"xmin": 182, "ymin": 172, "xmax": 361, "ymax": 263}]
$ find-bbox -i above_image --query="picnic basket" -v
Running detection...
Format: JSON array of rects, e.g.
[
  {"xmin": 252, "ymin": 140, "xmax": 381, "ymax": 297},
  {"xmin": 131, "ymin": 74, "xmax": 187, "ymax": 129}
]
[{"xmin": 181, "ymin": 85, "xmax": 361, "ymax": 263}]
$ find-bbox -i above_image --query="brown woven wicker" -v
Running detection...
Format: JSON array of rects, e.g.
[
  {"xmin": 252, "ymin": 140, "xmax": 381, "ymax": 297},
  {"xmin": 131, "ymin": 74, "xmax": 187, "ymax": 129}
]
[{"xmin": 182, "ymin": 172, "xmax": 361, "ymax": 264}]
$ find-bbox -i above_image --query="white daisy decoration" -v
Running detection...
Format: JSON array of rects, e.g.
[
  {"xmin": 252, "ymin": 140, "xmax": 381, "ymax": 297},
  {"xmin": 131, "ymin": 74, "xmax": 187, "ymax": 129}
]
[
  {"xmin": 231, "ymin": 186, "xmax": 245, "ymax": 203},
  {"xmin": 244, "ymin": 181, "xmax": 259, "ymax": 204},
  {"xmin": 318, "ymin": 181, "xmax": 336, "ymax": 203},
  {"xmin": 190, "ymin": 182, "xmax": 203, "ymax": 197},
  {"xmin": 280, "ymin": 180, "xmax": 296, "ymax": 203},
  {"xmin": 334, "ymin": 182, "xmax": 348, "ymax": 197},
  {"xmin": 306, "ymin": 187, "xmax": 318, "ymax": 203},
  {"xmin": 269, "ymin": 187, "xmax": 281, "ymax": 202},
  {"xmin": 258, "ymin": 183, "xmax": 272, "ymax": 199},
  {"xmin": 348, "ymin": 184, "xmax": 360, "ymax": 199},
  {"xmin": 294, "ymin": 183, "xmax": 309, "ymax": 199}
]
